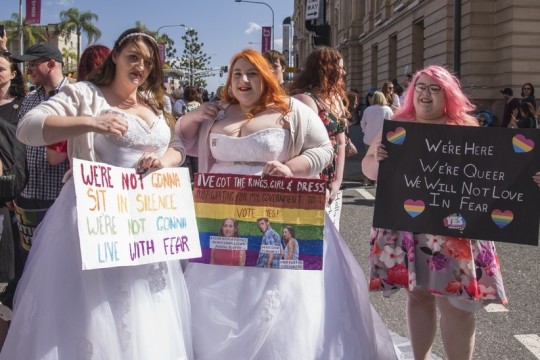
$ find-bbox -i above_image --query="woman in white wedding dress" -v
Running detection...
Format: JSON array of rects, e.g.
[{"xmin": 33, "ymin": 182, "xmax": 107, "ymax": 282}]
[
  {"xmin": 178, "ymin": 48, "xmax": 397, "ymax": 360},
  {"xmin": 0, "ymin": 29, "xmax": 193, "ymax": 360}
]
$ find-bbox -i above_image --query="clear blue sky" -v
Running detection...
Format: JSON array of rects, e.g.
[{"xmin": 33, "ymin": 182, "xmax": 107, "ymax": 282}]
[{"xmin": 4, "ymin": 0, "xmax": 294, "ymax": 93}]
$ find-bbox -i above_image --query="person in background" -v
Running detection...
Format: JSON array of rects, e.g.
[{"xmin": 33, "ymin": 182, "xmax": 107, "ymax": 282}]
[
  {"xmin": 0, "ymin": 31, "xmax": 27, "ymax": 350},
  {"xmin": 521, "ymin": 82, "xmax": 536, "ymax": 110},
  {"xmin": 46, "ymin": 44, "xmax": 111, "ymax": 166},
  {"xmin": 347, "ymin": 90, "xmax": 359, "ymax": 125},
  {"xmin": 399, "ymin": 72, "xmax": 413, "ymax": 105},
  {"xmin": 382, "ymin": 81, "xmax": 400, "ymax": 111},
  {"xmin": 208, "ymin": 85, "xmax": 223, "ymax": 103},
  {"xmin": 360, "ymin": 91, "xmax": 393, "ymax": 186},
  {"xmin": 1, "ymin": 44, "xmax": 70, "ymax": 345},
  {"xmin": 509, "ymin": 100, "xmax": 537, "ymax": 128},
  {"xmin": 162, "ymin": 84, "xmax": 173, "ymax": 113},
  {"xmin": 76, "ymin": 44, "xmax": 110, "ymax": 82},
  {"xmin": 177, "ymin": 47, "xmax": 397, "ymax": 360},
  {"xmin": 263, "ymin": 49, "xmax": 286, "ymax": 86},
  {"xmin": 0, "ymin": 28, "xmax": 192, "ymax": 359},
  {"xmin": 171, "ymin": 87, "xmax": 186, "ymax": 118},
  {"xmin": 363, "ymin": 65, "xmax": 507, "ymax": 360},
  {"xmin": 182, "ymin": 85, "xmax": 202, "ymax": 179},
  {"xmin": 289, "ymin": 46, "xmax": 349, "ymax": 205},
  {"xmin": 500, "ymin": 87, "xmax": 520, "ymax": 128},
  {"xmin": 184, "ymin": 85, "xmax": 201, "ymax": 112}
]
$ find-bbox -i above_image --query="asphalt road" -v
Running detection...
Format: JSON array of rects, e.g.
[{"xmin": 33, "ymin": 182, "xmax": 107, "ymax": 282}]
[{"xmin": 341, "ymin": 124, "xmax": 540, "ymax": 359}]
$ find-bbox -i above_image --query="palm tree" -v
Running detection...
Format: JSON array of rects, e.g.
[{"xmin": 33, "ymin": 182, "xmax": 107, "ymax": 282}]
[
  {"xmin": 61, "ymin": 47, "xmax": 77, "ymax": 74},
  {"xmin": 56, "ymin": 7, "xmax": 101, "ymax": 61},
  {"xmin": 0, "ymin": 13, "xmax": 47, "ymax": 50}
]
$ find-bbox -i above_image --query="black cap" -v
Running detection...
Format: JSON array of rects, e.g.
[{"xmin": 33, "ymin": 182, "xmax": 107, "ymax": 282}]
[
  {"xmin": 11, "ymin": 43, "xmax": 63, "ymax": 63},
  {"xmin": 500, "ymin": 87, "xmax": 513, "ymax": 96}
]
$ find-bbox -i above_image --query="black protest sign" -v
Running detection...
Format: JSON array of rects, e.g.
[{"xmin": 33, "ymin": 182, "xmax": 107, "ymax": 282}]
[{"xmin": 373, "ymin": 120, "xmax": 540, "ymax": 246}]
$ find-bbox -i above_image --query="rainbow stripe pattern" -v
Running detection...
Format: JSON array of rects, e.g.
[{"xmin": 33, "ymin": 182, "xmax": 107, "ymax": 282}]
[
  {"xmin": 386, "ymin": 127, "xmax": 407, "ymax": 145},
  {"xmin": 512, "ymin": 134, "xmax": 534, "ymax": 153},
  {"xmin": 491, "ymin": 209, "xmax": 513, "ymax": 228},
  {"xmin": 403, "ymin": 199, "xmax": 425, "ymax": 218},
  {"xmin": 192, "ymin": 174, "xmax": 326, "ymax": 270}
]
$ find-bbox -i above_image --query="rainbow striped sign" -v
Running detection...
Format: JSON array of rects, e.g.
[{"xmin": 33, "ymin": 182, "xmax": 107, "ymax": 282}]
[{"xmin": 192, "ymin": 173, "xmax": 326, "ymax": 270}]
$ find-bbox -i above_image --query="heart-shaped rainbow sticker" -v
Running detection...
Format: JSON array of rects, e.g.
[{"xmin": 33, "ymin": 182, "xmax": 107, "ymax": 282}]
[
  {"xmin": 386, "ymin": 127, "xmax": 406, "ymax": 145},
  {"xmin": 403, "ymin": 199, "xmax": 425, "ymax": 218},
  {"xmin": 491, "ymin": 209, "xmax": 513, "ymax": 228},
  {"xmin": 512, "ymin": 134, "xmax": 534, "ymax": 153}
]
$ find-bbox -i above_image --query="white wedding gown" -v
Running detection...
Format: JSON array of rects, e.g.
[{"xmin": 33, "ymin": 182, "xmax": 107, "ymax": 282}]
[
  {"xmin": 0, "ymin": 112, "xmax": 193, "ymax": 360},
  {"xmin": 185, "ymin": 129, "xmax": 397, "ymax": 360}
]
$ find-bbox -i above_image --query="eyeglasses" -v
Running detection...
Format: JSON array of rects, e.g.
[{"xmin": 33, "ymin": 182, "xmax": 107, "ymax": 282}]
[
  {"xmin": 27, "ymin": 59, "xmax": 49, "ymax": 70},
  {"xmin": 0, "ymin": 50, "xmax": 12, "ymax": 57},
  {"xmin": 414, "ymin": 84, "xmax": 443, "ymax": 94},
  {"xmin": 523, "ymin": 87, "xmax": 532, "ymax": 91}
]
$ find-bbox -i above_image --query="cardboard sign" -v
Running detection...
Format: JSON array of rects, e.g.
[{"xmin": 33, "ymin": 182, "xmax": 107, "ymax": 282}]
[
  {"xmin": 192, "ymin": 173, "xmax": 326, "ymax": 270},
  {"xmin": 373, "ymin": 120, "xmax": 540, "ymax": 245},
  {"xmin": 73, "ymin": 158, "xmax": 201, "ymax": 270}
]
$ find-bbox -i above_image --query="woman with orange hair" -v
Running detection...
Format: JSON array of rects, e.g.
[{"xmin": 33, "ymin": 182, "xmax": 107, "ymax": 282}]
[
  {"xmin": 363, "ymin": 65, "xmax": 507, "ymax": 360},
  {"xmin": 178, "ymin": 48, "xmax": 397, "ymax": 359}
]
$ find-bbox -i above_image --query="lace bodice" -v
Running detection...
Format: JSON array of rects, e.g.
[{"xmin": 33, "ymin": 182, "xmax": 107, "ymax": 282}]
[
  {"xmin": 93, "ymin": 109, "xmax": 170, "ymax": 168},
  {"xmin": 209, "ymin": 128, "xmax": 290, "ymax": 175}
]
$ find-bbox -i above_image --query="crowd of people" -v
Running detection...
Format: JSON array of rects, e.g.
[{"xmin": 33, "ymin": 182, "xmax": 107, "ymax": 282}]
[{"xmin": 0, "ymin": 25, "xmax": 538, "ymax": 360}]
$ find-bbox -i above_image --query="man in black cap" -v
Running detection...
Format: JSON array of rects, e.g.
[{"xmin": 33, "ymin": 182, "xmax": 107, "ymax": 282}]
[
  {"xmin": 2, "ymin": 43, "xmax": 70, "ymax": 317},
  {"xmin": 500, "ymin": 87, "xmax": 520, "ymax": 127}
]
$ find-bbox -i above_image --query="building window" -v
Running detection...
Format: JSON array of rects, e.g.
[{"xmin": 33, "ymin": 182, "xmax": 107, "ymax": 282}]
[{"xmin": 412, "ymin": 19, "xmax": 424, "ymax": 72}]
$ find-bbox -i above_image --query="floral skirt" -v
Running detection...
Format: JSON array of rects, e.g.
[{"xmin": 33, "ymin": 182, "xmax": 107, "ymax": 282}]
[{"xmin": 369, "ymin": 228, "xmax": 507, "ymax": 310}]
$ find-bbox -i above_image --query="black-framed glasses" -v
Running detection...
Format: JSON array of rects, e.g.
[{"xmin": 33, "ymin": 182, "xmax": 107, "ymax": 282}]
[
  {"xmin": 414, "ymin": 84, "xmax": 443, "ymax": 94},
  {"xmin": 0, "ymin": 50, "xmax": 12, "ymax": 57}
]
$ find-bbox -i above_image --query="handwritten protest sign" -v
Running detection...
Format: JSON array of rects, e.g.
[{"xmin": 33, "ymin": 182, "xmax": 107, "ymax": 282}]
[
  {"xmin": 373, "ymin": 120, "xmax": 540, "ymax": 245},
  {"xmin": 73, "ymin": 158, "xmax": 201, "ymax": 270},
  {"xmin": 192, "ymin": 173, "xmax": 326, "ymax": 270}
]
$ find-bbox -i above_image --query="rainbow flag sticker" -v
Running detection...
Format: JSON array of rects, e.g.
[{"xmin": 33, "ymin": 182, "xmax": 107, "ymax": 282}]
[
  {"xmin": 491, "ymin": 209, "xmax": 514, "ymax": 228},
  {"xmin": 512, "ymin": 134, "xmax": 534, "ymax": 153},
  {"xmin": 386, "ymin": 127, "xmax": 407, "ymax": 145},
  {"xmin": 403, "ymin": 199, "xmax": 425, "ymax": 218}
]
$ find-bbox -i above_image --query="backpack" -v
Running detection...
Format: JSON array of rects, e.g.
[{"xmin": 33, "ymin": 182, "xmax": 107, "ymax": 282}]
[{"xmin": 0, "ymin": 118, "xmax": 28, "ymax": 203}]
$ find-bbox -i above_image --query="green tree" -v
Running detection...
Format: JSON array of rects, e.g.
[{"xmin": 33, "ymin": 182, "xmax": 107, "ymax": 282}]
[
  {"xmin": 171, "ymin": 28, "xmax": 211, "ymax": 88},
  {"xmin": 56, "ymin": 7, "xmax": 101, "ymax": 61},
  {"xmin": 61, "ymin": 47, "xmax": 77, "ymax": 73},
  {"xmin": 0, "ymin": 13, "xmax": 47, "ymax": 49}
]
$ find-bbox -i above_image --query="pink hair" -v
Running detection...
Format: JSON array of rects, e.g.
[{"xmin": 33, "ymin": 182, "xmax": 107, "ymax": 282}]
[{"xmin": 393, "ymin": 65, "xmax": 477, "ymax": 126}]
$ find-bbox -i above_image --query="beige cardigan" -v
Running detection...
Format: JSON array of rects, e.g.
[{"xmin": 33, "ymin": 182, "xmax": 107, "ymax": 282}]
[
  {"xmin": 178, "ymin": 97, "xmax": 333, "ymax": 178},
  {"xmin": 16, "ymin": 81, "xmax": 184, "ymax": 181}
]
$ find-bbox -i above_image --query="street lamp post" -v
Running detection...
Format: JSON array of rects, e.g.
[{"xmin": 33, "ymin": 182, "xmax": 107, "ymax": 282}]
[
  {"xmin": 156, "ymin": 24, "xmax": 187, "ymax": 35},
  {"xmin": 235, "ymin": 0, "xmax": 274, "ymax": 50},
  {"xmin": 156, "ymin": 24, "xmax": 193, "ymax": 86}
]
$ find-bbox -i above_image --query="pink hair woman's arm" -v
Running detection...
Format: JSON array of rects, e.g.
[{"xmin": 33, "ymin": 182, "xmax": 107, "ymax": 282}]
[{"xmin": 361, "ymin": 130, "xmax": 388, "ymax": 180}]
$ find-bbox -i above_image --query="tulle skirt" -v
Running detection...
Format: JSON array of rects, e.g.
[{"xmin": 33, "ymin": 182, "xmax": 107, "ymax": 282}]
[
  {"xmin": 0, "ymin": 181, "xmax": 193, "ymax": 360},
  {"xmin": 185, "ymin": 214, "xmax": 397, "ymax": 360}
]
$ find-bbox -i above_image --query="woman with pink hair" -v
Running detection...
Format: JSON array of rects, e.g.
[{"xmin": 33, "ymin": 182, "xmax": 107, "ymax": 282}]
[{"xmin": 362, "ymin": 65, "xmax": 507, "ymax": 360}]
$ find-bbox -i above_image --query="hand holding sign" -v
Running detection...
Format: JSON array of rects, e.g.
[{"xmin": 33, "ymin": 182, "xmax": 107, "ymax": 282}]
[{"xmin": 374, "ymin": 121, "xmax": 540, "ymax": 245}]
